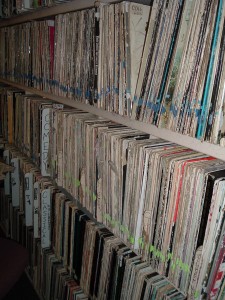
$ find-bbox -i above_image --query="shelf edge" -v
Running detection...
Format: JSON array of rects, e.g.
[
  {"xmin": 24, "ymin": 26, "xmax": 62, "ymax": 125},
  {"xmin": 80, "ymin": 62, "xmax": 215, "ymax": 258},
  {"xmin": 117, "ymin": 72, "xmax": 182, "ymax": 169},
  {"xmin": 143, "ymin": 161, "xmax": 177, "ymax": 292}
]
[{"xmin": 0, "ymin": 0, "xmax": 120, "ymax": 27}]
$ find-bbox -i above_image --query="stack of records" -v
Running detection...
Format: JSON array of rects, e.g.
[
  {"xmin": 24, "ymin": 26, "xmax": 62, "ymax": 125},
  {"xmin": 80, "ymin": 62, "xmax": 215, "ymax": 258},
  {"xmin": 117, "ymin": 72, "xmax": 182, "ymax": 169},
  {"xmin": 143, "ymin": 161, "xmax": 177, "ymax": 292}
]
[
  {"xmin": 0, "ymin": 1, "xmax": 150, "ymax": 117},
  {"xmin": 1, "ymin": 87, "xmax": 225, "ymax": 298},
  {"xmin": 132, "ymin": 0, "xmax": 225, "ymax": 145}
]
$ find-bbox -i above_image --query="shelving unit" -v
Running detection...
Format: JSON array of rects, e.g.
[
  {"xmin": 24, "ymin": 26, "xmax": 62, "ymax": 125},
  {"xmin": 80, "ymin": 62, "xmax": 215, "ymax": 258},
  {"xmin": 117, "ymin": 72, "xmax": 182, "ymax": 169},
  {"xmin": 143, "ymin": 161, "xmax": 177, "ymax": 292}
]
[
  {"xmin": 1, "ymin": 0, "xmax": 225, "ymax": 161},
  {"xmin": 1, "ymin": 1, "xmax": 225, "ymax": 299},
  {"xmin": 1, "ymin": 78, "xmax": 225, "ymax": 161},
  {"xmin": 0, "ymin": 0, "xmax": 119, "ymax": 27}
]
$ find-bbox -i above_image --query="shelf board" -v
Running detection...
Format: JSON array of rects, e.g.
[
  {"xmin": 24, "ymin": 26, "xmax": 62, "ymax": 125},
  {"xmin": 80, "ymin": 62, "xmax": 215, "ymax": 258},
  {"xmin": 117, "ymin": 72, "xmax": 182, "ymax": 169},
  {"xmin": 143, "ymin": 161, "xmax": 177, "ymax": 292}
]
[
  {"xmin": 0, "ymin": 0, "xmax": 120, "ymax": 27},
  {"xmin": 1, "ymin": 78, "xmax": 225, "ymax": 161}
]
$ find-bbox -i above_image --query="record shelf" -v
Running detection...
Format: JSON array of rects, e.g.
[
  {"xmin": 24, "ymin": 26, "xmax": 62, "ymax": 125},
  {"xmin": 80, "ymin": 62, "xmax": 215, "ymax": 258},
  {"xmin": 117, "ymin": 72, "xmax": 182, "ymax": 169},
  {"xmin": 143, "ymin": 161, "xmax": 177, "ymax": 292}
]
[
  {"xmin": 0, "ymin": 78, "xmax": 225, "ymax": 162},
  {"xmin": 0, "ymin": 139, "xmax": 187, "ymax": 298},
  {"xmin": 0, "ymin": 0, "xmax": 120, "ymax": 27},
  {"xmin": 1, "ymin": 1, "xmax": 225, "ymax": 299},
  {"xmin": 0, "ymin": 0, "xmax": 225, "ymax": 161}
]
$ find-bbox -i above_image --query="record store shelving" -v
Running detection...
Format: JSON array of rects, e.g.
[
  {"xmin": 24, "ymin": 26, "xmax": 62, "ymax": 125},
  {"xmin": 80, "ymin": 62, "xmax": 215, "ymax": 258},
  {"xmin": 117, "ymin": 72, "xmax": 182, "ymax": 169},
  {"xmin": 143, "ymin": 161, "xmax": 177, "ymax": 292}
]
[
  {"xmin": 1, "ymin": 1, "xmax": 225, "ymax": 300},
  {"xmin": 0, "ymin": 0, "xmax": 225, "ymax": 161},
  {"xmin": 0, "ymin": 78, "xmax": 224, "ymax": 161}
]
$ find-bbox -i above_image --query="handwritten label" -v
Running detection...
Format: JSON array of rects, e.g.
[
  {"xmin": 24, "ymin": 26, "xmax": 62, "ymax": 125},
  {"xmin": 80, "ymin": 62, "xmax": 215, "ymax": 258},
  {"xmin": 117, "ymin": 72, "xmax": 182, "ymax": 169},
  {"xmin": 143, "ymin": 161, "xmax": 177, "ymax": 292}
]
[
  {"xmin": 11, "ymin": 158, "xmax": 20, "ymax": 207},
  {"xmin": 41, "ymin": 189, "xmax": 51, "ymax": 248},
  {"xmin": 41, "ymin": 108, "xmax": 50, "ymax": 176},
  {"xmin": 25, "ymin": 173, "xmax": 34, "ymax": 226},
  {"xmin": 131, "ymin": 4, "xmax": 143, "ymax": 15},
  {"xmin": 3, "ymin": 150, "xmax": 10, "ymax": 195},
  {"xmin": 33, "ymin": 182, "xmax": 40, "ymax": 238}
]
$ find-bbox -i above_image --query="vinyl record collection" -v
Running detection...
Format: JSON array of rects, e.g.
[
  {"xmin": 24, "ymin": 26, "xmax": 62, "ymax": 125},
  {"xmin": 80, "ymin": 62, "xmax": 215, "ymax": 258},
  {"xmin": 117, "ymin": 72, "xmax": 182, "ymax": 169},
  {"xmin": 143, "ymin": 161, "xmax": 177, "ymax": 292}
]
[
  {"xmin": 0, "ymin": 0, "xmax": 152, "ymax": 19},
  {"xmin": 0, "ymin": 144, "xmax": 186, "ymax": 300},
  {"xmin": 0, "ymin": 1, "xmax": 150, "ymax": 117},
  {"xmin": 132, "ymin": 0, "xmax": 225, "ymax": 145},
  {"xmin": 0, "ymin": 0, "xmax": 78, "ymax": 18},
  {"xmin": 1, "ymin": 1, "xmax": 225, "ymax": 145},
  {"xmin": 0, "ymin": 86, "xmax": 225, "ymax": 299}
]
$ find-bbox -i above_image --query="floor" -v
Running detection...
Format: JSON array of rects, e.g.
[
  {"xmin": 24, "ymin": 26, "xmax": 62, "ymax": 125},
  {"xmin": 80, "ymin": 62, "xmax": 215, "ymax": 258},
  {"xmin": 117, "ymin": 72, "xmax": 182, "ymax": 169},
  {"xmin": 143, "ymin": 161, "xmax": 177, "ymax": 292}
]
[
  {"xmin": 0, "ymin": 228, "xmax": 40, "ymax": 300},
  {"xmin": 3, "ymin": 273, "xmax": 40, "ymax": 300}
]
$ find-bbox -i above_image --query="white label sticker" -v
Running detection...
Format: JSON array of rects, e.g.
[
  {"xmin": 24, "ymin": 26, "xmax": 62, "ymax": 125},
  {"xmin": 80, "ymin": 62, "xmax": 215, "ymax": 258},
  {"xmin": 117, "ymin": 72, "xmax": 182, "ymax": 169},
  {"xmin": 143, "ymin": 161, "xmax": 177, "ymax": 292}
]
[
  {"xmin": 41, "ymin": 189, "xmax": 51, "ymax": 248},
  {"xmin": 25, "ymin": 173, "xmax": 34, "ymax": 226},
  {"xmin": 33, "ymin": 181, "xmax": 40, "ymax": 238},
  {"xmin": 41, "ymin": 108, "xmax": 50, "ymax": 176},
  {"xmin": 11, "ymin": 158, "xmax": 20, "ymax": 207},
  {"xmin": 3, "ymin": 150, "xmax": 10, "ymax": 195}
]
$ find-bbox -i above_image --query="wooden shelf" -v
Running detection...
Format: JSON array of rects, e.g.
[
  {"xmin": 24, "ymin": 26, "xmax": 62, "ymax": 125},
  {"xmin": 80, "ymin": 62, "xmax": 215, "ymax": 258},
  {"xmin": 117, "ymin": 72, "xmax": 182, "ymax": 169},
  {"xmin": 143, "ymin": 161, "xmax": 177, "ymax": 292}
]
[
  {"xmin": 0, "ymin": 0, "xmax": 120, "ymax": 27},
  {"xmin": 1, "ymin": 78, "xmax": 225, "ymax": 162}
]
